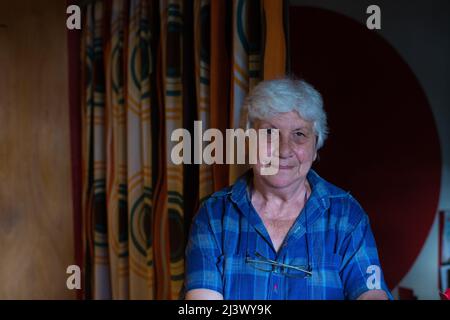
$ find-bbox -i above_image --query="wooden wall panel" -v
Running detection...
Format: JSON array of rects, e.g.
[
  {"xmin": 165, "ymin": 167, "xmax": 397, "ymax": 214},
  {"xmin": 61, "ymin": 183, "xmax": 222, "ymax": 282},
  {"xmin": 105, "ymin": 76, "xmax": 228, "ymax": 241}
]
[{"xmin": 0, "ymin": 0, "xmax": 75, "ymax": 299}]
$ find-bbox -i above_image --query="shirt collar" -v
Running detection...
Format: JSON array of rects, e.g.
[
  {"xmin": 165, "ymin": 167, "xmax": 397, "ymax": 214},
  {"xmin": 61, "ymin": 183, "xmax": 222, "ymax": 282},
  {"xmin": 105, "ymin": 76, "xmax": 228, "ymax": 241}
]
[
  {"xmin": 229, "ymin": 168, "xmax": 348, "ymax": 255},
  {"xmin": 230, "ymin": 168, "xmax": 346, "ymax": 210}
]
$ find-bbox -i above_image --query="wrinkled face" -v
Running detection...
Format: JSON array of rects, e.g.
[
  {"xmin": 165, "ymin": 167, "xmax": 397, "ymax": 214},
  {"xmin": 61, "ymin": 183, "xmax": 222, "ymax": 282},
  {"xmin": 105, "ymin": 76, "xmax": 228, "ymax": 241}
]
[{"xmin": 252, "ymin": 111, "xmax": 317, "ymax": 189}]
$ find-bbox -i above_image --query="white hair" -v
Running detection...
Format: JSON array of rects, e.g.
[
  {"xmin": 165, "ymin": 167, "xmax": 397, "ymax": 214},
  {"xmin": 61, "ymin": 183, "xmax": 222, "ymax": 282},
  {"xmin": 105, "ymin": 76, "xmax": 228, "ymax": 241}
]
[{"xmin": 243, "ymin": 78, "xmax": 328, "ymax": 150}]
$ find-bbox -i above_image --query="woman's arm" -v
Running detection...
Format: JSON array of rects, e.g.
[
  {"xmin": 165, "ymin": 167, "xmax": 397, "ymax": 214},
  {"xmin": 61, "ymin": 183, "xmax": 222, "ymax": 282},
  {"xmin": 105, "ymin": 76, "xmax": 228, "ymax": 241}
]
[
  {"xmin": 185, "ymin": 202, "xmax": 224, "ymax": 299},
  {"xmin": 339, "ymin": 197, "xmax": 393, "ymax": 300},
  {"xmin": 357, "ymin": 290, "xmax": 388, "ymax": 300},
  {"xmin": 185, "ymin": 289, "xmax": 224, "ymax": 300}
]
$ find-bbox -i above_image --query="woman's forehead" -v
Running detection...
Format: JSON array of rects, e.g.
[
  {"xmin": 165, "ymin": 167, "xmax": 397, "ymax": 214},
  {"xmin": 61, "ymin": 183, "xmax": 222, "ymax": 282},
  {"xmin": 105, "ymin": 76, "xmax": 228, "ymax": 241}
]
[{"xmin": 256, "ymin": 111, "xmax": 313, "ymax": 129}]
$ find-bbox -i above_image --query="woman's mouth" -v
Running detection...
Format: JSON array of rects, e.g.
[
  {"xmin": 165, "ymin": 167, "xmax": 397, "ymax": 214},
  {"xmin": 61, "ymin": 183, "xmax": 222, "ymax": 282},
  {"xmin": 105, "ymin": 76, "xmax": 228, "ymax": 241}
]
[{"xmin": 279, "ymin": 165, "xmax": 295, "ymax": 170}]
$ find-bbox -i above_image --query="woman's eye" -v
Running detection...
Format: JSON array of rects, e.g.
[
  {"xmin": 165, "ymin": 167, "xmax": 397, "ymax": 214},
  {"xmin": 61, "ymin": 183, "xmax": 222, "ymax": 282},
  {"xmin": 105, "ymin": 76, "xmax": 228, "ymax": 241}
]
[{"xmin": 294, "ymin": 131, "xmax": 304, "ymax": 137}]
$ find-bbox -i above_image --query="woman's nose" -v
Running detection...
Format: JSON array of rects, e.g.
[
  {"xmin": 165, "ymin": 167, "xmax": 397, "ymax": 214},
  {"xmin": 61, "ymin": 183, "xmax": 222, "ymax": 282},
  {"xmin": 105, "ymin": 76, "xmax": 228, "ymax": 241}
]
[{"xmin": 277, "ymin": 136, "xmax": 293, "ymax": 159}]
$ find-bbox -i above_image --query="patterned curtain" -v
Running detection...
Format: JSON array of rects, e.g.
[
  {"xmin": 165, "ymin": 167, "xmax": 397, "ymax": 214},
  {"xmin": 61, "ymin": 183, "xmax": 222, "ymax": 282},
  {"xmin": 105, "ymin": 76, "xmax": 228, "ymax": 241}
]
[
  {"xmin": 79, "ymin": 0, "xmax": 286, "ymax": 300},
  {"xmin": 81, "ymin": 1, "xmax": 111, "ymax": 299},
  {"xmin": 194, "ymin": 0, "xmax": 213, "ymax": 202},
  {"xmin": 158, "ymin": 0, "xmax": 185, "ymax": 299},
  {"xmin": 105, "ymin": 0, "xmax": 128, "ymax": 299},
  {"xmin": 229, "ymin": 0, "xmax": 263, "ymax": 183}
]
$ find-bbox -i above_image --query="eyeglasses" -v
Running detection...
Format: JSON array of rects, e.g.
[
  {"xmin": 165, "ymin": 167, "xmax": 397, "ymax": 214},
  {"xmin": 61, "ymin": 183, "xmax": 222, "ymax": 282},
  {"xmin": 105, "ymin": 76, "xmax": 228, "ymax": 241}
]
[{"xmin": 245, "ymin": 252, "xmax": 313, "ymax": 279}]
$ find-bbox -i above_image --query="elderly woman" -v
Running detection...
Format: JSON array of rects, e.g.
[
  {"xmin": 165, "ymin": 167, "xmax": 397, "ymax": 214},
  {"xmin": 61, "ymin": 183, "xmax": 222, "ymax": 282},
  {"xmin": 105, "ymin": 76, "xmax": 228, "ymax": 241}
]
[{"xmin": 184, "ymin": 78, "xmax": 392, "ymax": 300}]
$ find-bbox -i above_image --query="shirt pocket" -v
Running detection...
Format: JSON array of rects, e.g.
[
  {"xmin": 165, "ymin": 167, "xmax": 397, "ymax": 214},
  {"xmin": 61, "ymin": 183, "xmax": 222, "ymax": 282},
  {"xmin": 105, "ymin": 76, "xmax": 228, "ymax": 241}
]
[
  {"xmin": 309, "ymin": 253, "xmax": 345, "ymax": 299},
  {"xmin": 313, "ymin": 253, "xmax": 343, "ymax": 268},
  {"xmin": 222, "ymin": 254, "xmax": 267, "ymax": 299}
]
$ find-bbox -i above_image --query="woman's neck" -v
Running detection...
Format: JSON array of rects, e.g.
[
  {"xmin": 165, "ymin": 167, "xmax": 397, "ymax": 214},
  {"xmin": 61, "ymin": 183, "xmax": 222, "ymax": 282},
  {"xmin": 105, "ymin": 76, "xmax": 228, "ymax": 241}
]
[{"xmin": 251, "ymin": 175, "xmax": 311, "ymax": 206}]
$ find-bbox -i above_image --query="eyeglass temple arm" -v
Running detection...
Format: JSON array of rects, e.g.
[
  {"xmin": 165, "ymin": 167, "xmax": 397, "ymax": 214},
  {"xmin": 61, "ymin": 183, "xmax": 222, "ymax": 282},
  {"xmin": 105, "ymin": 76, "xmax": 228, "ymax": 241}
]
[{"xmin": 249, "ymin": 255, "xmax": 313, "ymax": 276}]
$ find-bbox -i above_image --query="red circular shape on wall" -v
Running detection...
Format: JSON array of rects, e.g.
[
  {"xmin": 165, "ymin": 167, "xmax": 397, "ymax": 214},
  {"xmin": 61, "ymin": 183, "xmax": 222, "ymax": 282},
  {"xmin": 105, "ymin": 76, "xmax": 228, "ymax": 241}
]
[{"xmin": 289, "ymin": 6, "xmax": 441, "ymax": 288}]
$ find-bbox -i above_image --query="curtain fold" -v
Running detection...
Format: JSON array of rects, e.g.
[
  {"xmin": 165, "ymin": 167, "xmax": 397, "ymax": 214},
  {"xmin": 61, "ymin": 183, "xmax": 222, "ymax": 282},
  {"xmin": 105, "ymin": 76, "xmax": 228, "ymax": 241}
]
[
  {"xmin": 125, "ymin": 0, "xmax": 156, "ymax": 299},
  {"xmin": 228, "ymin": 0, "xmax": 263, "ymax": 184},
  {"xmin": 81, "ymin": 1, "xmax": 111, "ymax": 299},
  {"xmin": 160, "ymin": 0, "xmax": 185, "ymax": 299},
  {"xmin": 194, "ymin": 0, "xmax": 213, "ymax": 203},
  {"xmin": 105, "ymin": 0, "xmax": 129, "ymax": 299},
  {"xmin": 262, "ymin": 0, "xmax": 286, "ymax": 80},
  {"xmin": 209, "ymin": 0, "xmax": 231, "ymax": 191},
  {"xmin": 79, "ymin": 0, "xmax": 287, "ymax": 300}
]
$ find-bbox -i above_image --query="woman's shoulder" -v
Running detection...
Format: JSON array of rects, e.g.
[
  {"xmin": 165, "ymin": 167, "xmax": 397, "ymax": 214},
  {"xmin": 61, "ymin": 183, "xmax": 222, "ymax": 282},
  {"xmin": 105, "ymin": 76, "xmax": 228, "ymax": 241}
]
[
  {"xmin": 196, "ymin": 183, "xmax": 238, "ymax": 219},
  {"xmin": 200, "ymin": 185, "xmax": 234, "ymax": 211},
  {"xmin": 311, "ymin": 171, "xmax": 368, "ymax": 225},
  {"xmin": 202, "ymin": 170, "xmax": 250, "ymax": 205}
]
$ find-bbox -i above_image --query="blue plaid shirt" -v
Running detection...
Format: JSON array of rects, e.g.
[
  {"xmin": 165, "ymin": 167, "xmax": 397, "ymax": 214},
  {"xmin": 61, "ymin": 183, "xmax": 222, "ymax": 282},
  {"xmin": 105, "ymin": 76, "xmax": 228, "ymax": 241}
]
[{"xmin": 185, "ymin": 169, "xmax": 392, "ymax": 300}]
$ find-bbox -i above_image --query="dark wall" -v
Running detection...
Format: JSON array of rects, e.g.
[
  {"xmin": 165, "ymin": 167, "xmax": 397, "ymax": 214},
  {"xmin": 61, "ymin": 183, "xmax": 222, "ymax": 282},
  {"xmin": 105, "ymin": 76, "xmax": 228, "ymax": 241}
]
[{"xmin": 289, "ymin": 0, "xmax": 450, "ymax": 299}]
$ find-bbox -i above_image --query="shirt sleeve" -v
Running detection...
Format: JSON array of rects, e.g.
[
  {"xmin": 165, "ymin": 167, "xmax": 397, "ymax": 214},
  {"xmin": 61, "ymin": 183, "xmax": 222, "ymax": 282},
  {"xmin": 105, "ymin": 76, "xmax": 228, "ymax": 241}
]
[
  {"xmin": 184, "ymin": 202, "xmax": 224, "ymax": 295},
  {"xmin": 339, "ymin": 198, "xmax": 393, "ymax": 300}
]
